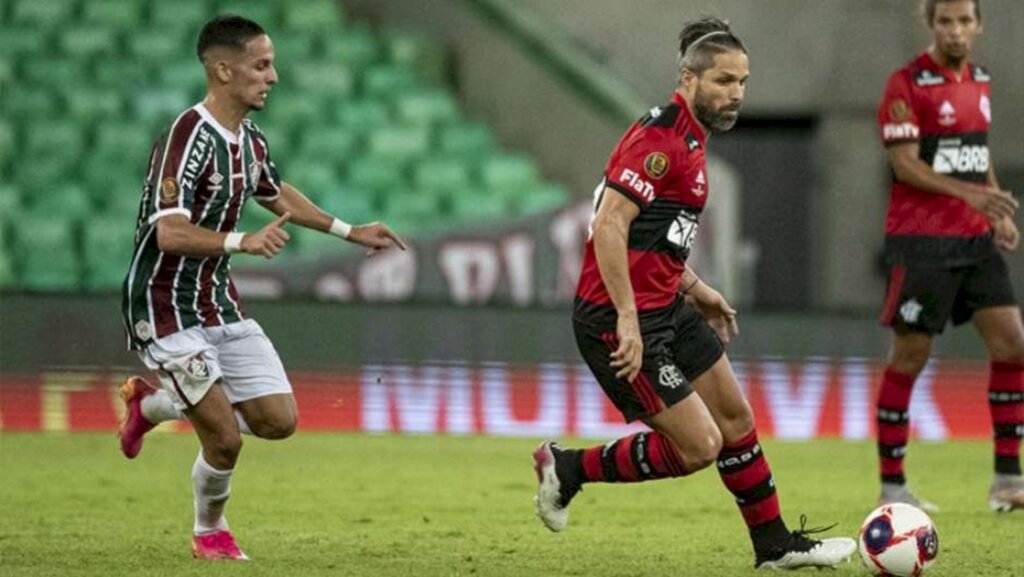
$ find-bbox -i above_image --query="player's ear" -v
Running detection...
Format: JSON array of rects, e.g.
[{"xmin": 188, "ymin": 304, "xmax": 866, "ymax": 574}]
[{"xmin": 679, "ymin": 68, "xmax": 698, "ymax": 93}]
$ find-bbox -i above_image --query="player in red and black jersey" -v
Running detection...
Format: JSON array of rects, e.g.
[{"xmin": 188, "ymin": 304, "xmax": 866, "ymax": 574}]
[
  {"xmin": 874, "ymin": 0, "xmax": 1024, "ymax": 513},
  {"xmin": 115, "ymin": 16, "xmax": 406, "ymax": 559},
  {"xmin": 532, "ymin": 17, "xmax": 856, "ymax": 569}
]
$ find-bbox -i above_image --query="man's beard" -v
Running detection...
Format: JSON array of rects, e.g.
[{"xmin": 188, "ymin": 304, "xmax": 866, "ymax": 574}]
[{"xmin": 694, "ymin": 92, "xmax": 740, "ymax": 132}]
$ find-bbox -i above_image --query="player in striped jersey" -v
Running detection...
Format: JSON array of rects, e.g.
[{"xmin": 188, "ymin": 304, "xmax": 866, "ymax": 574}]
[{"xmin": 117, "ymin": 15, "xmax": 406, "ymax": 560}]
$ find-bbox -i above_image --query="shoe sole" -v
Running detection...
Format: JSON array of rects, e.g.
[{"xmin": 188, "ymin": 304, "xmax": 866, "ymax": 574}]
[
  {"xmin": 532, "ymin": 442, "xmax": 567, "ymax": 532},
  {"xmin": 117, "ymin": 377, "xmax": 155, "ymax": 459}
]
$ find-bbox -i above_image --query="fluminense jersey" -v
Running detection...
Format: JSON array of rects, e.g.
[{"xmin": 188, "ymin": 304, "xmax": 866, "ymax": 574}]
[
  {"xmin": 122, "ymin": 103, "xmax": 282, "ymax": 350},
  {"xmin": 575, "ymin": 92, "xmax": 710, "ymax": 328},
  {"xmin": 877, "ymin": 51, "xmax": 995, "ymax": 265}
]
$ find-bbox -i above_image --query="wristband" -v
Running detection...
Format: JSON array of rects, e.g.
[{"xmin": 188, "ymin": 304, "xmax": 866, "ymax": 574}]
[
  {"xmin": 223, "ymin": 232, "xmax": 245, "ymax": 254},
  {"xmin": 681, "ymin": 277, "xmax": 700, "ymax": 294},
  {"xmin": 329, "ymin": 218, "xmax": 352, "ymax": 240}
]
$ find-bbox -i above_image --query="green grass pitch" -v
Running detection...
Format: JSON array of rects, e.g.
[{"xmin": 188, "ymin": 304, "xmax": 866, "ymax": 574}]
[{"xmin": 0, "ymin": 433, "xmax": 1020, "ymax": 576}]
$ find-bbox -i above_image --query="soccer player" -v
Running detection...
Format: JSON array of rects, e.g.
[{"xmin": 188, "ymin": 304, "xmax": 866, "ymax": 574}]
[
  {"xmin": 874, "ymin": 0, "xmax": 1024, "ymax": 513},
  {"xmin": 531, "ymin": 17, "xmax": 857, "ymax": 569},
  {"xmin": 117, "ymin": 15, "xmax": 406, "ymax": 559}
]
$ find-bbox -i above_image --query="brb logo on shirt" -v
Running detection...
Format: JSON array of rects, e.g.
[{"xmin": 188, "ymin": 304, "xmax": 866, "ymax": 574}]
[{"xmin": 932, "ymin": 138, "xmax": 989, "ymax": 174}]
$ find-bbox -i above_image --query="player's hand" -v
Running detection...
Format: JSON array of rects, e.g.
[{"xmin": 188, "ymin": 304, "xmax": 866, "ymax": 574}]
[
  {"xmin": 348, "ymin": 222, "xmax": 408, "ymax": 256},
  {"xmin": 610, "ymin": 311, "xmax": 643, "ymax": 382},
  {"xmin": 241, "ymin": 212, "xmax": 291, "ymax": 259},
  {"xmin": 964, "ymin": 186, "xmax": 1018, "ymax": 221},
  {"xmin": 686, "ymin": 282, "xmax": 739, "ymax": 343},
  {"xmin": 994, "ymin": 217, "xmax": 1020, "ymax": 252}
]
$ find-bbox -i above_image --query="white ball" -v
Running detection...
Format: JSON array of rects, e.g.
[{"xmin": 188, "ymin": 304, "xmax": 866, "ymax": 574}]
[{"xmin": 858, "ymin": 503, "xmax": 939, "ymax": 577}]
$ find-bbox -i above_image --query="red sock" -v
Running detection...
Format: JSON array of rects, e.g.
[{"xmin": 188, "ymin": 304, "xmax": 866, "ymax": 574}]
[
  {"xmin": 579, "ymin": 431, "xmax": 689, "ymax": 482},
  {"xmin": 717, "ymin": 430, "xmax": 781, "ymax": 530},
  {"xmin": 990, "ymin": 361, "xmax": 1024, "ymax": 476},
  {"xmin": 877, "ymin": 368, "xmax": 916, "ymax": 484}
]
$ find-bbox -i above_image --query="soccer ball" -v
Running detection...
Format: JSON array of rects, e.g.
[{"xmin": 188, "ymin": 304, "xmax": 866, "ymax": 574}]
[{"xmin": 858, "ymin": 503, "xmax": 939, "ymax": 576}]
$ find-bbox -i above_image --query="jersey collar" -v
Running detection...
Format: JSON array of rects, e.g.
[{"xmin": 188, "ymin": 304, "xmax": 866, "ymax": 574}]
[
  {"xmin": 671, "ymin": 91, "xmax": 708, "ymax": 142},
  {"xmin": 194, "ymin": 103, "xmax": 243, "ymax": 145}
]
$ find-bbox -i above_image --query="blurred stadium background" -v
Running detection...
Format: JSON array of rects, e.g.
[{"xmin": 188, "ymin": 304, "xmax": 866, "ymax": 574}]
[{"xmin": 2, "ymin": 0, "xmax": 1024, "ymax": 449}]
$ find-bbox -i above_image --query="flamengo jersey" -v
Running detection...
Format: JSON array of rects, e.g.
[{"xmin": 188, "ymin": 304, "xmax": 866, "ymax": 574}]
[
  {"xmin": 122, "ymin": 104, "xmax": 282, "ymax": 350},
  {"xmin": 877, "ymin": 51, "xmax": 994, "ymax": 265},
  {"xmin": 575, "ymin": 92, "xmax": 709, "ymax": 327}
]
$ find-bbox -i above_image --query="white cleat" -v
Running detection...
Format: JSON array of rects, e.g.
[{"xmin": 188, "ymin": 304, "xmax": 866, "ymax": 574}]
[
  {"xmin": 757, "ymin": 537, "xmax": 857, "ymax": 570},
  {"xmin": 989, "ymin": 475, "xmax": 1024, "ymax": 513},
  {"xmin": 532, "ymin": 441, "xmax": 579, "ymax": 532}
]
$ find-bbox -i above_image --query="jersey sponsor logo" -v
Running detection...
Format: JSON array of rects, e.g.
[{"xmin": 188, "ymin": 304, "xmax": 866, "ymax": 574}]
[
  {"xmin": 914, "ymin": 68, "xmax": 946, "ymax": 87},
  {"xmin": 667, "ymin": 208, "xmax": 700, "ymax": 251},
  {"xmin": 888, "ymin": 99, "xmax": 910, "ymax": 122},
  {"xmin": 899, "ymin": 298, "xmax": 923, "ymax": 324},
  {"xmin": 717, "ymin": 444, "xmax": 761, "ymax": 470},
  {"xmin": 658, "ymin": 364, "xmax": 686, "ymax": 389},
  {"xmin": 209, "ymin": 170, "xmax": 224, "ymax": 192},
  {"xmin": 883, "ymin": 122, "xmax": 920, "ymax": 141},
  {"xmin": 619, "ymin": 168, "xmax": 655, "ymax": 202},
  {"xmin": 181, "ymin": 129, "xmax": 213, "ymax": 193},
  {"xmin": 160, "ymin": 177, "xmax": 180, "ymax": 202},
  {"xmin": 938, "ymin": 100, "xmax": 956, "ymax": 126},
  {"xmin": 685, "ymin": 133, "xmax": 701, "ymax": 151},
  {"xmin": 932, "ymin": 139, "xmax": 989, "ymax": 174},
  {"xmin": 643, "ymin": 152, "xmax": 670, "ymax": 180},
  {"xmin": 979, "ymin": 94, "xmax": 991, "ymax": 124},
  {"xmin": 972, "ymin": 66, "xmax": 991, "ymax": 83},
  {"xmin": 134, "ymin": 320, "xmax": 153, "ymax": 341},
  {"xmin": 692, "ymin": 170, "xmax": 706, "ymax": 197}
]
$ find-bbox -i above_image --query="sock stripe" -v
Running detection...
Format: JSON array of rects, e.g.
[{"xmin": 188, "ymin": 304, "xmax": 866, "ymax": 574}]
[
  {"xmin": 993, "ymin": 423, "xmax": 1024, "ymax": 439},
  {"xmin": 614, "ymin": 436, "xmax": 640, "ymax": 482},
  {"xmin": 600, "ymin": 442, "xmax": 619, "ymax": 482},
  {"xmin": 878, "ymin": 444, "xmax": 907, "ymax": 459},
  {"xmin": 717, "ymin": 442, "xmax": 763, "ymax": 474},
  {"xmin": 733, "ymin": 476, "xmax": 777, "ymax": 506},
  {"xmin": 989, "ymin": 391, "xmax": 1024, "ymax": 403},
  {"xmin": 877, "ymin": 407, "xmax": 910, "ymax": 424}
]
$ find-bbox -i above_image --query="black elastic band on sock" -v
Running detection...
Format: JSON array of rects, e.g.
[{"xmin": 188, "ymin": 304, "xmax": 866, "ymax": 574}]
[
  {"xmin": 876, "ymin": 407, "xmax": 910, "ymax": 424},
  {"xmin": 878, "ymin": 444, "xmax": 908, "ymax": 459},
  {"xmin": 995, "ymin": 456, "xmax": 1023, "ymax": 476},
  {"xmin": 881, "ymin": 473, "xmax": 906, "ymax": 485},
  {"xmin": 600, "ymin": 442, "xmax": 619, "ymax": 482},
  {"xmin": 993, "ymin": 423, "xmax": 1024, "ymax": 439},
  {"xmin": 716, "ymin": 443, "xmax": 763, "ymax": 474},
  {"xmin": 989, "ymin": 391, "xmax": 1024, "ymax": 403},
  {"xmin": 629, "ymin": 433, "xmax": 659, "ymax": 481},
  {"xmin": 733, "ymin": 476, "xmax": 777, "ymax": 506}
]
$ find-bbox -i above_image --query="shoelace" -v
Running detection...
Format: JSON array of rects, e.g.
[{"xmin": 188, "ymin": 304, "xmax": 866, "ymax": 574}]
[{"xmin": 786, "ymin": 515, "xmax": 838, "ymax": 551}]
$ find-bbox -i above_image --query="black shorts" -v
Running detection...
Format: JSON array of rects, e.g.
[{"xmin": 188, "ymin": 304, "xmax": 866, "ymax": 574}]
[
  {"xmin": 573, "ymin": 302, "xmax": 724, "ymax": 423},
  {"xmin": 880, "ymin": 253, "xmax": 1017, "ymax": 335}
]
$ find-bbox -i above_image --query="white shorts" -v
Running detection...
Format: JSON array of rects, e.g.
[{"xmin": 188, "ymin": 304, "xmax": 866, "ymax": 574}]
[{"xmin": 138, "ymin": 319, "xmax": 292, "ymax": 411}]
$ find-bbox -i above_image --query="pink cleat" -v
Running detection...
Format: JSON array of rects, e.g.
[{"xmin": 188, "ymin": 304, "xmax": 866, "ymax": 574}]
[
  {"xmin": 118, "ymin": 376, "xmax": 158, "ymax": 459},
  {"xmin": 192, "ymin": 530, "xmax": 249, "ymax": 560}
]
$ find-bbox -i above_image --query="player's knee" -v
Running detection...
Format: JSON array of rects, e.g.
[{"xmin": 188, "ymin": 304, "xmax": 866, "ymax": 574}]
[
  {"xmin": 681, "ymin": 429, "xmax": 723, "ymax": 472},
  {"xmin": 207, "ymin": 432, "xmax": 243, "ymax": 467},
  {"xmin": 252, "ymin": 415, "xmax": 297, "ymax": 440},
  {"xmin": 890, "ymin": 343, "xmax": 931, "ymax": 376},
  {"xmin": 987, "ymin": 333, "xmax": 1024, "ymax": 363}
]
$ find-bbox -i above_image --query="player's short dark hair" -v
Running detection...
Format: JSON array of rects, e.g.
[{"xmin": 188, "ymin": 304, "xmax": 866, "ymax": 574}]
[
  {"xmin": 923, "ymin": 0, "xmax": 981, "ymax": 24},
  {"xmin": 196, "ymin": 14, "xmax": 266, "ymax": 62},
  {"xmin": 677, "ymin": 17, "xmax": 747, "ymax": 76}
]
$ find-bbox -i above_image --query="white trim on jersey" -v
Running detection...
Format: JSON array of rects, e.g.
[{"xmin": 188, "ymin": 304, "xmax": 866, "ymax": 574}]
[
  {"xmin": 194, "ymin": 103, "xmax": 241, "ymax": 145},
  {"xmin": 147, "ymin": 207, "xmax": 192, "ymax": 225}
]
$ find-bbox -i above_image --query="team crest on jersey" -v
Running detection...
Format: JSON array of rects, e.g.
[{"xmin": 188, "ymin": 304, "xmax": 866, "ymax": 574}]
[
  {"xmin": 160, "ymin": 177, "xmax": 180, "ymax": 202},
  {"xmin": 643, "ymin": 152, "xmax": 670, "ymax": 180},
  {"xmin": 658, "ymin": 364, "xmax": 686, "ymax": 389},
  {"xmin": 979, "ymin": 95, "xmax": 991, "ymax": 123},
  {"xmin": 134, "ymin": 320, "xmax": 152, "ymax": 341},
  {"xmin": 186, "ymin": 354, "xmax": 210, "ymax": 380},
  {"xmin": 889, "ymin": 99, "xmax": 910, "ymax": 122}
]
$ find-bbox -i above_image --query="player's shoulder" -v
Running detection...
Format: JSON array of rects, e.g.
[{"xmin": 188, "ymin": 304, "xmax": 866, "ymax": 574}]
[
  {"xmin": 969, "ymin": 62, "xmax": 991, "ymax": 84},
  {"xmin": 625, "ymin": 102, "xmax": 695, "ymax": 152}
]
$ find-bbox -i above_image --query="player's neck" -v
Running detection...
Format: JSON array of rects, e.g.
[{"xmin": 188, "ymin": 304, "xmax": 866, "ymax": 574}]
[
  {"xmin": 927, "ymin": 46, "xmax": 969, "ymax": 75},
  {"xmin": 201, "ymin": 94, "xmax": 247, "ymax": 133}
]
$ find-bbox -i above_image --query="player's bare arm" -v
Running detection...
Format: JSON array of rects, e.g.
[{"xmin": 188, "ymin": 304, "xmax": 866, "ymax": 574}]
[
  {"xmin": 592, "ymin": 187, "xmax": 642, "ymax": 381},
  {"xmin": 985, "ymin": 164, "xmax": 1020, "ymax": 251},
  {"xmin": 156, "ymin": 212, "xmax": 291, "ymax": 259},
  {"xmin": 261, "ymin": 182, "xmax": 407, "ymax": 252},
  {"xmin": 679, "ymin": 268, "xmax": 739, "ymax": 342},
  {"xmin": 887, "ymin": 137, "xmax": 1016, "ymax": 222}
]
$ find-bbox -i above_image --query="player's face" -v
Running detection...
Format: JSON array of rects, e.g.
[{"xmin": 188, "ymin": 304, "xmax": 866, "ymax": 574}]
[
  {"xmin": 229, "ymin": 35, "xmax": 278, "ymax": 111},
  {"xmin": 929, "ymin": 1, "xmax": 981, "ymax": 64},
  {"xmin": 692, "ymin": 50, "xmax": 749, "ymax": 133}
]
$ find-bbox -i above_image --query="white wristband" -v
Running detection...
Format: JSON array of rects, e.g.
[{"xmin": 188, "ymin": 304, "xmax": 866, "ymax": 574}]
[
  {"xmin": 223, "ymin": 232, "xmax": 245, "ymax": 254},
  {"xmin": 329, "ymin": 218, "xmax": 352, "ymax": 240}
]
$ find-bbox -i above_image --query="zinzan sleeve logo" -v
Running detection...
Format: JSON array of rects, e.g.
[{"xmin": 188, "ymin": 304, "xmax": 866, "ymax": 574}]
[
  {"xmin": 160, "ymin": 177, "xmax": 180, "ymax": 203},
  {"xmin": 644, "ymin": 152, "xmax": 670, "ymax": 180}
]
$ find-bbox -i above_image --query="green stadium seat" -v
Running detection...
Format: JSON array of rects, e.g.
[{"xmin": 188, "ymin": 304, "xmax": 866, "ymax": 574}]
[
  {"xmin": 361, "ymin": 65, "xmax": 417, "ymax": 99},
  {"xmin": 281, "ymin": 0, "xmax": 342, "ymax": 32},
  {"xmin": 383, "ymin": 30, "xmax": 447, "ymax": 86},
  {"xmin": 447, "ymin": 187, "xmax": 506, "ymax": 223},
  {"xmin": 12, "ymin": 0, "xmax": 75, "ymax": 25},
  {"xmin": 10, "ymin": 215, "xmax": 80, "ymax": 290},
  {"xmin": 159, "ymin": 60, "xmax": 207, "ymax": 102},
  {"xmin": 367, "ymin": 126, "xmax": 430, "ymax": 162},
  {"xmin": 280, "ymin": 159, "xmax": 337, "ymax": 203},
  {"xmin": 439, "ymin": 122, "xmax": 495, "ymax": 160},
  {"xmin": 264, "ymin": 92, "xmax": 322, "ymax": 127},
  {"xmin": 25, "ymin": 122, "xmax": 83, "ymax": 177},
  {"xmin": 25, "ymin": 184, "xmax": 92, "ymax": 221},
  {"xmin": 321, "ymin": 26, "xmax": 379, "ymax": 71},
  {"xmin": 215, "ymin": 1, "xmax": 274, "ymax": 27},
  {"xmin": 2, "ymin": 87, "xmax": 57, "ymax": 118},
  {"xmin": 333, "ymin": 100, "xmax": 388, "ymax": 135},
  {"xmin": 516, "ymin": 184, "xmax": 569, "ymax": 215},
  {"xmin": 19, "ymin": 58, "xmax": 78, "ymax": 89},
  {"xmin": 254, "ymin": 123, "xmax": 293, "ymax": 166},
  {"xmin": 382, "ymin": 189, "xmax": 440, "ymax": 225},
  {"xmin": 130, "ymin": 29, "xmax": 188, "ymax": 63},
  {"xmin": 0, "ymin": 26, "xmax": 46, "ymax": 56},
  {"xmin": 12, "ymin": 156, "xmax": 72, "ymax": 197},
  {"xmin": 0, "ymin": 120, "xmax": 12, "ymax": 172},
  {"xmin": 297, "ymin": 128, "xmax": 357, "ymax": 163},
  {"xmin": 346, "ymin": 156, "xmax": 404, "ymax": 198},
  {"xmin": 319, "ymin": 186, "xmax": 376, "ymax": 225},
  {"xmin": 63, "ymin": 88, "xmax": 122, "ymax": 123},
  {"xmin": 150, "ymin": 0, "xmax": 209, "ymax": 31},
  {"xmin": 395, "ymin": 90, "xmax": 459, "ymax": 127},
  {"xmin": 272, "ymin": 34, "xmax": 317, "ymax": 66},
  {"xmin": 82, "ymin": 217, "xmax": 134, "ymax": 290},
  {"xmin": 288, "ymin": 61, "xmax": 354, "ymax": 97},
  {"xmin": 93, "ymin": 60, "xmax": 150, "ymax": 91},
  {"xmin": 133, "ymin": 89, "xmax": 192, "ymax": 126},
  {"xmin": 0, "ymin": 184, "xmax": 21, "ymax": 219},
  {"xmin": 479, "ymin": 154, "xmax": 539, "ymax": 196},
  {"xmin": 413, "ymin": 157, "xmax": 471, "ymax": 194},
  {"xmin": 61, "ymin": 28, "xmax": 117, "ymax": 58},
  {"xmin": 83, "ymin": 0, "xmax": 144, "ymax": 30}
]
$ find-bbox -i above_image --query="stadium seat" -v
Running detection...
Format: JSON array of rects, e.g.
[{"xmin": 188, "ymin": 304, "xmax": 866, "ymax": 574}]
[
  {"xmin": 297, "ymin": 128, "xmax": 357, "ymax": 163},
  {"xmin": 150, "ymin": 0, "xmax": 208, "ymax": 32},
  {"xmin": 63, "ymin": 87, "xmax": 122, "ymax": 123},
  {"xmin": 383, "ymin": 189, "xmax": 440, "ymax": 225},
  {"xmin": 61, "ymin": 28, "xmax": 117, "ymax": 58},
  {"xmin": 281, "ymin": 0, "xmax": 343, "ymax": 32},
  {"xmin": 0, "ymin": 26, "xmax": 46, "ymax": 56},
  {"xmin": 92, "ymin": 60, "xmax": 150, "ymax": 92},
  {"xmin": 395, "ymin": 90, "xmax": 459, "ymax": 127},
  {"xmin": 413, "ymin": 157, "xmax": 471, "ymax": 194},
  {"xmin": 448, "ymin": 187, "xmax": 507, "ymax": 223},
  {"xmin": 159, "ymin": 60, "xmax": 207, "ymax": 102},
  {"xmin": 279, "ymin": 159, "xmax": 337, "ymax": 203},
  {"xmin": 0, "ymin": 120, "xmax": 12, "ymax": 174},
  {"xmin": 133, "ymin": 89, "xmax": 192, "ymax": 126},
  {"xmin": 515, "ymin": 184, "xmax": 570, "ymax": 215},
  {"xmin": 362, "ymin": 65, "xmax": 418, "ymax": 99},
  {"xmin": 319, "ymin": 185, "xmax": 376, "ymax": 226},
  {"xmin": 82, "ymin": 217, "xmax": 134, "ymax": 290},
  {"xmin": 130, "ymin": 29, "xmax": 188, "ymax": 63},
  {"xmin": 263, "ymin": 92, "xmax": 322, "ymax": 127},
  {"xmin": 333, "ymin": 100, "xmax": 389, "ymax": 136},
  {"xmin": 10, "ymin": 215, "xmax": 80, "ymax": 290},
  {"xmin": 321, "ymin": 26, "xmax": 379, "ymax": 71},
  {"xmin": 25, "ymin": 122, "xmax": 83, "ymax": 177},
  {"xmin": 439, "ymin": 122, "xmax": 495, "ymax": 161},
  {"xmin": 25, "ymin": 185, "xmax": 92, "ymax": 222},
  {"xmin": 479, "ymin": 154, "xmax": 539, "ymax": 196},
  {"xmin": 383, "ymin": 30, "xmax": 447, "ymax": 85},
  {"xmin": 367, "ymin": 126, "xmax": 430, "ymax": 162},
  {"xmin": 288, "ymin": 61, "xmax": 354, "ymax": 97},
  {"xmin": 215, "ymin": 1, "xmax": 274, "ymax": 27},
  {"xmin": 12, "ymin": 0, "xmax": 75, "ymax": 25},
  {"xmin": 346, "ymin": 155, "xmax": 405, "ymax": 199},
  {"xmin": 18, "ymin": 58, "xmax": 78, "ymax": 89},
  {"xmin": 83, "ymin": 0, "xmax": 144, "ymax": 30},
  {"xmin": 272, "ymin": 34, "xmax": 318, "ymax": 66},
  {"xmin": 0, "ymin": 184, "xmax": 21, "ymax": 219},
  {"xmin": 3, "ymin": 87, "xmax": 57, "ymax": 119}
]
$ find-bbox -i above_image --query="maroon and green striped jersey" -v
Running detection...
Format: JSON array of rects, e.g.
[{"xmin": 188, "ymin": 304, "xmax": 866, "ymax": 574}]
[{"xmin": 122, "ymin": 104, "xmax": 282, "ymax": 350}]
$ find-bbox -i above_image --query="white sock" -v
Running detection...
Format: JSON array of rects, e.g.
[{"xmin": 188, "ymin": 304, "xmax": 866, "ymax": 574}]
[
  {"xmin": 192, "ymin": 450, "xmax": 232, "ymax": 535},
  {"xmin": 234, "ymin": 410, "xmax": 253, "ymax": 436},
  {"xmin": 140, "ymin": 389, "xmax": 184, "ymax": 424}
]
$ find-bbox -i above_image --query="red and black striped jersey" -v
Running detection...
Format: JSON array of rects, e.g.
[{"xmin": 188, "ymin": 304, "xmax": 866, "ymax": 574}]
[
  {"xmin": 575, "ymin": 92, "xmax": 709, "ymax": 327},
  {"xmin": 878, "ymin": 51, "xmax": 995, "ymax": 265},
  {"xmin": 122, "ymin": 103, "xmax": 282, "ymax": 350}
]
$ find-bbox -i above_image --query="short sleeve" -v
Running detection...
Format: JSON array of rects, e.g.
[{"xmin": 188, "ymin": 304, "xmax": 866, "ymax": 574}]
[
  {"xmin": 251, "ymin": 128, "xmax": 282, "ymax": 202},
  {"xmin": 604, "ymin": 133, "xmax": 674, "ymax": 209},
  {"xmin": 877, "ymin": 71, "xmax": 920, "ymax": 146},
  {"xmin": 148, "ymin": 112, "xmax": 209, "ymax": 225}
]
